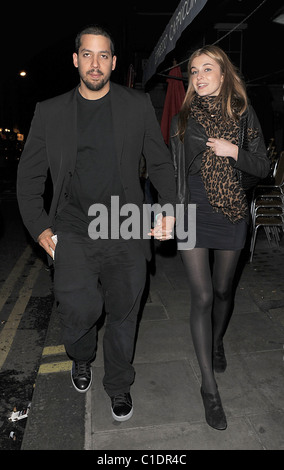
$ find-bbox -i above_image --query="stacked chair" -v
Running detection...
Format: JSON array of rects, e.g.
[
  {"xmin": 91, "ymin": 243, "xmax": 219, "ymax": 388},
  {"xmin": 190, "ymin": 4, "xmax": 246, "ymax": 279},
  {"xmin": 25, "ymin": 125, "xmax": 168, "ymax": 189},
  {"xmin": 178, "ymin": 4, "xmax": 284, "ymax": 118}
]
[{"xmin": 249, "ymin": 150, "xmax": 284, "ymax": 262}]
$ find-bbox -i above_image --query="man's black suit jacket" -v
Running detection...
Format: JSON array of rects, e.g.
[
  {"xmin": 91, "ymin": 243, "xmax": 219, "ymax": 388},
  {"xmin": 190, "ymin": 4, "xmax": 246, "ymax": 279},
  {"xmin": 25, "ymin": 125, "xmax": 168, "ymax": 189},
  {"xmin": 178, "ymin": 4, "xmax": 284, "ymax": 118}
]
[{"xmin": 17, "ymin": 82, "xmax": 177, "ymax": 260}]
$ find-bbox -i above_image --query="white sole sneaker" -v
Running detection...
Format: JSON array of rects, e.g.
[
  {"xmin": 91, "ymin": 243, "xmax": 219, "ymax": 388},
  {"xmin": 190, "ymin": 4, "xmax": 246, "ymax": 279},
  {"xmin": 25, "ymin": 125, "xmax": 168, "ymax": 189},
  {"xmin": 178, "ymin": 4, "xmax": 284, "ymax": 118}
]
[
  {"xmin": 111, "ymin": 406, "xmax": 133, "ymax": 422},
  {"xmin": 71, "ymin": 362, "xmax": 92, "ymax": 393}
]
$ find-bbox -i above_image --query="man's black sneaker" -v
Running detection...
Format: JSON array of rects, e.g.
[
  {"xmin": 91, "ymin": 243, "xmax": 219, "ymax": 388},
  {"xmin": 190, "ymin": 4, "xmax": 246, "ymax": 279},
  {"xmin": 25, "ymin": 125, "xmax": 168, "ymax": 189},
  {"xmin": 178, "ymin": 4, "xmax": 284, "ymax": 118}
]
[
  {"xmin": 71, "ymin": 361, "xmax": 92, "ymax": 393},
  {"xmin": 111, "ymin": 392, "xmax": 133, "ymax": 421}
]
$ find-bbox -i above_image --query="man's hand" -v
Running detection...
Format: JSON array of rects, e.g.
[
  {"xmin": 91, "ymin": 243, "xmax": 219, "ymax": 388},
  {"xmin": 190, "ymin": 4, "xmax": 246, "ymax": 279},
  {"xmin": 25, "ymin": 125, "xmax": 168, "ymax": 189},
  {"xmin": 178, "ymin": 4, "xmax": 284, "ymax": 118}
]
[
  {"xmin": 37, "ymin": 228, "xmax": 56, "ymax": 258},
  {"xmin": 148, "ymin": 214, "xmax": 175, "ymax": 241}
]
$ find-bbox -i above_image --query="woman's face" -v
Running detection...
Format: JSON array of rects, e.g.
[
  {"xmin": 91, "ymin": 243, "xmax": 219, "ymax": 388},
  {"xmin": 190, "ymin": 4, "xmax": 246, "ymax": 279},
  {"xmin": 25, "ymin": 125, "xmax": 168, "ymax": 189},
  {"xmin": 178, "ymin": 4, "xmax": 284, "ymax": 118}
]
[{"xmin": 190, "ymin": 53, "xmax": 224, "ymax": 97}]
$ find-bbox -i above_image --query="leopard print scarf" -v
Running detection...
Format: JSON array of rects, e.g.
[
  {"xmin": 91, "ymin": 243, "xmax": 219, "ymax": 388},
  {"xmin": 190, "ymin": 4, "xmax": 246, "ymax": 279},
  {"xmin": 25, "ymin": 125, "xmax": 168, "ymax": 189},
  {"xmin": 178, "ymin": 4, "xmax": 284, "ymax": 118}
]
[{"xmin": 190, "ymin": 94, "xmax": 256, "ymax": 223}]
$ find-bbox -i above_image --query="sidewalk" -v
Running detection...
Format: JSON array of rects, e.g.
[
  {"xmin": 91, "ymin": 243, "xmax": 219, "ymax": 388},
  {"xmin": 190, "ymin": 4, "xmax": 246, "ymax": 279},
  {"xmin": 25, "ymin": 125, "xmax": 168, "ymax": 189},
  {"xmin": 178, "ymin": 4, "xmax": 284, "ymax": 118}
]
[{"xmin": 21, "ymin": 232, "xmax": 284, "ymax": 451}]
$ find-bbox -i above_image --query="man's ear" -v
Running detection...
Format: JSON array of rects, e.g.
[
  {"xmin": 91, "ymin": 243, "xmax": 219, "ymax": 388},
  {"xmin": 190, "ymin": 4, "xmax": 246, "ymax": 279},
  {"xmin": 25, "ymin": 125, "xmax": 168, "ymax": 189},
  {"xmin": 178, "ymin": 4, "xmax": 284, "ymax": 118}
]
[
  {"xmin": 73, "ymin": 53, "xmax": 78, "ymax": 69},
  {"xmin": 112, "ymin": 55, "xmax": 117, "ymax": 71}
]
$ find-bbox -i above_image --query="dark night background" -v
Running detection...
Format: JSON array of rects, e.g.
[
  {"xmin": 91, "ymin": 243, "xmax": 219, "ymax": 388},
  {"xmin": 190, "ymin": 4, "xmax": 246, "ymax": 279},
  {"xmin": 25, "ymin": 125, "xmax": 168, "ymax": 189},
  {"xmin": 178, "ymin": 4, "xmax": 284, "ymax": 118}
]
[
  {"xmin": 0, "ymin": 0, "xmax": 283, "ymax": 148},
  {"xmin": 0, "ymin": 1, "xmax": 283, "ymax": 450}
]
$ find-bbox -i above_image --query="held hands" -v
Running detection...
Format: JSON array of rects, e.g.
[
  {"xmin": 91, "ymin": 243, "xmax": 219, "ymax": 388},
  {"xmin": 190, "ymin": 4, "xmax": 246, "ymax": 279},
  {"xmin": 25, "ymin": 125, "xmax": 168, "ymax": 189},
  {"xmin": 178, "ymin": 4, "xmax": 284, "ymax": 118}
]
[
  {"xmin": 206, "ymin": 138, "xmax": 238, "ymax": 161},
  {"xmin": 38, "ymin": 215, "xmax": 176, "ymax": 254},
  {"xmin": 148, "ymin": 214, "xmax": 175, "ymax": 241},
  {"xmin": 37, "ymin": 228, "xmax": 56, "ymax": 259}
]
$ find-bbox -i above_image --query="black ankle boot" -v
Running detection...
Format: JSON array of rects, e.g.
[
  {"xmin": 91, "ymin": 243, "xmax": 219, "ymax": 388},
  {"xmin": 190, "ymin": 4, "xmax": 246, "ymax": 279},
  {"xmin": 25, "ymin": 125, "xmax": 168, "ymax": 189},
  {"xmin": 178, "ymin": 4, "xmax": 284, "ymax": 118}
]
[
  {"xmin": 213, "ymin": 343, "xmax": 227, "ymax": 373},
  {"xmin": 200, "ymin": 387, "xmax": 227, "ymax": 430}
]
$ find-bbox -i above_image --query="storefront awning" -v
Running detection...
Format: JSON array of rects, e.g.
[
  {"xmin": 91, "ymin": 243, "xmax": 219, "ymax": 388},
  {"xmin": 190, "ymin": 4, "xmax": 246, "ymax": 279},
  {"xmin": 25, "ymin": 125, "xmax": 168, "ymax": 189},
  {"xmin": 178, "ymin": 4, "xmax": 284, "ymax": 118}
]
[{"xmin": 142, "ymin": 0, "xmax": 208, "ymax": 86}]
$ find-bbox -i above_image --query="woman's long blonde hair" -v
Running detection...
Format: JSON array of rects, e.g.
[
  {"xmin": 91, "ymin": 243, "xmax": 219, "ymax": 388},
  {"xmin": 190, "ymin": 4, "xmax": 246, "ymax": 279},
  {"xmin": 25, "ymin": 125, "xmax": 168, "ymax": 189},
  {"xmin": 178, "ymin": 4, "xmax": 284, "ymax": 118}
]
[{"xmin": 177, "ymin": 45, "xmax": 248, "ymax": 141}]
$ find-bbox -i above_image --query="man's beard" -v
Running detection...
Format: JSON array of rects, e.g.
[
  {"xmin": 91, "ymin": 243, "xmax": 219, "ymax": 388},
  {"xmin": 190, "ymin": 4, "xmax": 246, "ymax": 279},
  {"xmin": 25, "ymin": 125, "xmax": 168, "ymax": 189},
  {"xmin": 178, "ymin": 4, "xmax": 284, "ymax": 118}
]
[{"xmin": 81, "ymin": 69, "xmax": 110, "ymax": 92}]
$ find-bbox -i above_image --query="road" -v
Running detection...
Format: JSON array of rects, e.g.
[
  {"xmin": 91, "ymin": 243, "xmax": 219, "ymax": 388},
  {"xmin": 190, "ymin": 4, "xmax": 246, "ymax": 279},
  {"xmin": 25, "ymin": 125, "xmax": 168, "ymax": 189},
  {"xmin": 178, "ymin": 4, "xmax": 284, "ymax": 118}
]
[{"xmin": 0, "ymin": 167, "xmax": 53, "ymax": 450}]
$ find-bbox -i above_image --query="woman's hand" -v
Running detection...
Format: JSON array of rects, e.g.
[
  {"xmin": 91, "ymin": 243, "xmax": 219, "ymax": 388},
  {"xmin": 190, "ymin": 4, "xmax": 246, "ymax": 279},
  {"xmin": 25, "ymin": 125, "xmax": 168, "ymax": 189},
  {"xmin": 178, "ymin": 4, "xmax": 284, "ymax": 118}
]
[
  {"xmin": 206, "ymin": 138, "xmax": 239, "ymax": 161},
  {"xmin": 148, "ymin": 214, "xmax": 175, "ymax": 241}
]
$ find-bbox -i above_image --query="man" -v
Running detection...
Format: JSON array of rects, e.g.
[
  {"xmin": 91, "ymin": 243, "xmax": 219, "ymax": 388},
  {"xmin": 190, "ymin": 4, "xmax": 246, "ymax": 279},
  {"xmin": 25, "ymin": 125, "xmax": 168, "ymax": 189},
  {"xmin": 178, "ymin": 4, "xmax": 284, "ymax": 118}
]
[{"xmin": 17, "ymin": 25, "xmax": 176, "ymax": 422}]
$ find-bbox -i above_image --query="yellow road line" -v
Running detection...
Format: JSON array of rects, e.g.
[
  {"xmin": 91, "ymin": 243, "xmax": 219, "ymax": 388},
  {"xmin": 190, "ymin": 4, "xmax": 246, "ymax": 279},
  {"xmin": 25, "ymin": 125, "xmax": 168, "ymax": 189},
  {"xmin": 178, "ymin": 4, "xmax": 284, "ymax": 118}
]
[
  {"xmin": 40, "ymin": 346, "xmax": 72, "ymax": 374},
  {"xmin": 38, "ymin": 361, "xmax": 72, "ymax": 374},
  {"xmin": 0, "ymin": 257, "xmax": 43, "ymax": 369},
  {"xmin": 0, "ymin": 245, "xmax": 32, "ymax": 312},
  {"xmin": 43, "ymin": 345, "xmax": 66, "ymax": 356}
]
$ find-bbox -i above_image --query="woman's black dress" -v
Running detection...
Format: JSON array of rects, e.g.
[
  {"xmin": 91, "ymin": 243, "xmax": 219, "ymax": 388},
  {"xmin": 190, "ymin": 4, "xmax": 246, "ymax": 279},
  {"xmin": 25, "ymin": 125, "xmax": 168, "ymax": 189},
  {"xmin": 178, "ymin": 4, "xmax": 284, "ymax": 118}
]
[{"xmin": 185, "ymin": 173, "xmax": 247, "ymax": 250}]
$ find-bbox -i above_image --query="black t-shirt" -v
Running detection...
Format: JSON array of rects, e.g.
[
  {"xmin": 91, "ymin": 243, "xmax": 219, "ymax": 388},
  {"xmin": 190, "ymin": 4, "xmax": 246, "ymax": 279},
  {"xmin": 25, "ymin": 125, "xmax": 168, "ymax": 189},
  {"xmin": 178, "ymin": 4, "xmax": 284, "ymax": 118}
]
[{"xmin": 55, "ymin": 90, "xmax": 125, "ymax": 236}]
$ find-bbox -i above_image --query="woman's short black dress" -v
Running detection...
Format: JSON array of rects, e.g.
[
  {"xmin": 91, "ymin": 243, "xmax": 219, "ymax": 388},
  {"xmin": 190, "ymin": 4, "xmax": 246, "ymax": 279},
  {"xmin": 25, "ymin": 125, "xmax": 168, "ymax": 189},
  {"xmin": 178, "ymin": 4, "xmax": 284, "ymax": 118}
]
[{"xmin": 184, "ymin": 174, "xmax": 247, "ymax": 250}]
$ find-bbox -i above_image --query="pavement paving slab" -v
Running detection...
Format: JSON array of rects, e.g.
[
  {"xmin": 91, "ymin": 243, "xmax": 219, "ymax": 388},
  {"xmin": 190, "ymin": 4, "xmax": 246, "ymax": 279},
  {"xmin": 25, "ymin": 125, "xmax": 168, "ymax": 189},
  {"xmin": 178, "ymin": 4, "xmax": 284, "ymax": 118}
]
[{"xmin": 21, "ymin": 233, "xmax": 284, "ymax": 451}]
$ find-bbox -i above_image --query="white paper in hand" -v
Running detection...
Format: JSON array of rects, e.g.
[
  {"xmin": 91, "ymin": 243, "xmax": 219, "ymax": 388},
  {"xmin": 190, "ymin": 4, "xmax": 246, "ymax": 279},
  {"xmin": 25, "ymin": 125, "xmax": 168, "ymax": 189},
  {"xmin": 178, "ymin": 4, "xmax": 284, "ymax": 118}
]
[{"xmin": 50, "ymin": 234, "xmax": 58, "ymax": 260}]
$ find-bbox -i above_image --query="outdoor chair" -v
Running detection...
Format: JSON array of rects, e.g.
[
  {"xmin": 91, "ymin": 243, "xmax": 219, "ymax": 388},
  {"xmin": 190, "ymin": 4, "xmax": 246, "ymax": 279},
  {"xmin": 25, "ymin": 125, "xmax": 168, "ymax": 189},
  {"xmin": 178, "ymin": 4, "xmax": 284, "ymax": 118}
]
[{"xmin": 249, "ymin": 150, "xmax": 284, "ymax": 262}]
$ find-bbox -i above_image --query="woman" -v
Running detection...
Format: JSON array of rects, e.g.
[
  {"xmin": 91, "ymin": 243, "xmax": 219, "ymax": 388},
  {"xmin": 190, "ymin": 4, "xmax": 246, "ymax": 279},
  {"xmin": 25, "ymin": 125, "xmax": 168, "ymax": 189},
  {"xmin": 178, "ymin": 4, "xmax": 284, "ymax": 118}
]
[{"xmin": 170, "ymin": 45, "xmax": 270, "ymax": 430}]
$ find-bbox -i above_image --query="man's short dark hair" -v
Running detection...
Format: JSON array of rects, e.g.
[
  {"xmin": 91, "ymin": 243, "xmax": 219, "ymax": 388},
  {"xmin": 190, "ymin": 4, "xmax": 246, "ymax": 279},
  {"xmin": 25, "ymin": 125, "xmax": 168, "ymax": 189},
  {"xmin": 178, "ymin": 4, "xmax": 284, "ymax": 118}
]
[{"xmin": 75, "ymin": 25, "xmax": 115, "ymax": 56}]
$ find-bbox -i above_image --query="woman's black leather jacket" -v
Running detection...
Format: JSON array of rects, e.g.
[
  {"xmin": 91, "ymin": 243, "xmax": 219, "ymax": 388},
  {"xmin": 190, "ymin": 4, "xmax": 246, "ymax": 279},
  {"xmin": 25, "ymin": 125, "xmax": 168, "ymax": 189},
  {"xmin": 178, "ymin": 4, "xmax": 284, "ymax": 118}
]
[{"xmin": 169, "ymin": 106, "xmax": 270, "ymax": 205}]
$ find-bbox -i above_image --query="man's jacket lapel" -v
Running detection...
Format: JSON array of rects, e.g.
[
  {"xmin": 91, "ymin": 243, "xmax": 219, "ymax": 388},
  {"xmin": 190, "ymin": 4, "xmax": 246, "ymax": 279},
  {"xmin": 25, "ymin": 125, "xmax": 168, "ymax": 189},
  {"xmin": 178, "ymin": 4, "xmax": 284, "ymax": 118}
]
[
  {"xmin": 61, "ymin": 87, "xmax": 78, "ymax": 172},
  {"xmin": 48, "ymin": 88, "xmax": 77, "ymax": 223},
  {"xmin": 110, "ymin": 83, "xmax": 127, "ymax": 164}
]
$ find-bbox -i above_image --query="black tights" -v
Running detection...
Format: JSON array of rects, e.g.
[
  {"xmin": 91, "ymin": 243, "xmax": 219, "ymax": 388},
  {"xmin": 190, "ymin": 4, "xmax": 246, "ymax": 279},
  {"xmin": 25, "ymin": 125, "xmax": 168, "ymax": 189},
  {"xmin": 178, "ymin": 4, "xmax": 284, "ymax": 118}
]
[{"xmin": 181, "ymin": 248, "xmax": 241, "ymax": 394}]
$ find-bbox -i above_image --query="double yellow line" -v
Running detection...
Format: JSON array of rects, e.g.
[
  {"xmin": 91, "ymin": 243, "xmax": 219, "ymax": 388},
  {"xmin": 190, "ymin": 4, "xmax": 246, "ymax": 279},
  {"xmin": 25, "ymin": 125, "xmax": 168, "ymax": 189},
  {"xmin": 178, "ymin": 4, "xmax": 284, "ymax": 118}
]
[
  {"xmin": 0, "ymin": 245, "xmax": 72, "ymax": 374},
  {"xmin": 0, "ymin": 246, "xmax": 43, "ymax": 369},
  {"xmin": 39, "ymin": 345, "xmax": 72, "ymax": 374}
]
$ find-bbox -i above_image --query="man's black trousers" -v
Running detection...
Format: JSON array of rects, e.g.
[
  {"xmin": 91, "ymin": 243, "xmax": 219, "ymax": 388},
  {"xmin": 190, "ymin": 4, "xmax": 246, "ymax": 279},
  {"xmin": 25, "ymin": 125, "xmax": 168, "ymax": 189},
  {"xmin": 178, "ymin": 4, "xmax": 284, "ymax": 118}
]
[{"xmin": 53, "ymin": 232, "xmax": 146, "ymax": 397}]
